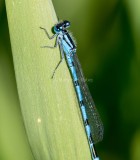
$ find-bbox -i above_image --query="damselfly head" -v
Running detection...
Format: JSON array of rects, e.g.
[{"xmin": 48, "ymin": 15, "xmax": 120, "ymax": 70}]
[
  {"xmin": 53, "ymin": 20, "xmax": 70, "ymax": 33},
  {"xmin": 63, "ymin": 20, "xmax": 70, "ymax": 28}
]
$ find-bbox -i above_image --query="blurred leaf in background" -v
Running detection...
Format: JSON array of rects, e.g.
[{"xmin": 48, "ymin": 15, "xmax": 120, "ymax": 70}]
[{"xmin": 0, "ymin": 0, "xmax": 140, "ymax": 160}]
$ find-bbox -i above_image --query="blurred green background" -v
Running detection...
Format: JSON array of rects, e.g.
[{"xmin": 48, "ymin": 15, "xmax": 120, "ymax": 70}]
[{"xmin": 0, "ymin": 0, "xmax": 140, "ymax": 160}]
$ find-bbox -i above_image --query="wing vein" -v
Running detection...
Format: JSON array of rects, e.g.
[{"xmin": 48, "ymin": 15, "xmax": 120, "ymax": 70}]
[{"xmin": 73, "ymin": 54, "xmax": 104, "ymax": 143}]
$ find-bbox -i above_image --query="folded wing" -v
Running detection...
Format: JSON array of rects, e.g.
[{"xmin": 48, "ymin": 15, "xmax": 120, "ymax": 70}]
[{"xmin": 73, "ymin": 54, "xmax": 104, "ymax": 143}]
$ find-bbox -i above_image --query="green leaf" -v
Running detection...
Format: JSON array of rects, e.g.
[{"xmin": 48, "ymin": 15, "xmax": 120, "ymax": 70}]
[{"xmin": 5, "ymin": 0, "xmax": 91, "ymax": 159}]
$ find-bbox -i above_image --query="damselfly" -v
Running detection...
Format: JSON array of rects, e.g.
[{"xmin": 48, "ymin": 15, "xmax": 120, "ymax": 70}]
[{"xmin": 40, "ymin": 20, "xmax": 104, "ymax": 160}]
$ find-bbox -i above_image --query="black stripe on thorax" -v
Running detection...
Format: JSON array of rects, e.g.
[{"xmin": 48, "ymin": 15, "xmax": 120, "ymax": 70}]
[{"xmin": 62, "ymin": 30, "xmax": 76, "ymax": 49}]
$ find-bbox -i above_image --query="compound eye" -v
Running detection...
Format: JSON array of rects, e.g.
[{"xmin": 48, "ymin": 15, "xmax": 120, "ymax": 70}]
[
  {"xmin": 64, "ymin": 20, "xmax": 70, "ymax": 28},
  {"xmin": 54, "ymin": 26, "xmax": 61, "ymax": 33},
  {"xmin": 56, "ymin": 26, "xmax": 60, "ymax": 30},
  {"xmin": 66, "ymin": 22, "xmax": 70, "ymax": 26}
]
